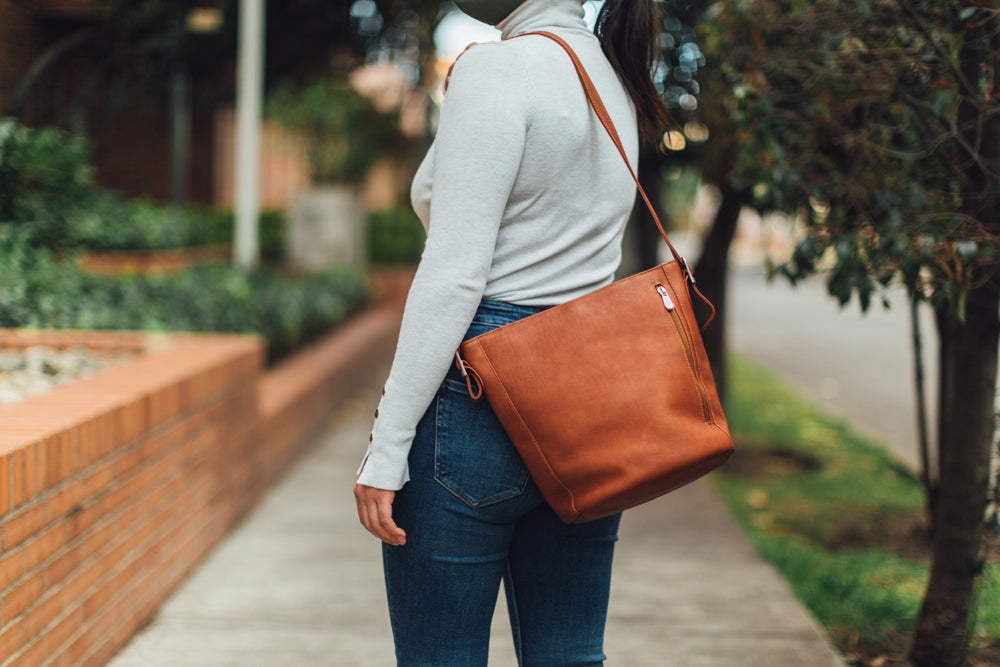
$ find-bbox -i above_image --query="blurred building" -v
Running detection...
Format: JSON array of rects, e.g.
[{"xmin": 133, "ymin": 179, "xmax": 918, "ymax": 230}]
[
  {"xmin": 0, "ymin": 0, "xmax": 225, "ymax": 203},
  {"xmin": 1, "ymin": 1, "xmax": 429, "ymax": 212}
]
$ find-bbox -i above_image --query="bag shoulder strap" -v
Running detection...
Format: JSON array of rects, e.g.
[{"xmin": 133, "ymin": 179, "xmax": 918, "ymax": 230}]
[
  {"xmin": 513, "ymin": 31, "xmax": 686, "ymax": 270},
  {"xmin": 444, "ymin": 32, "xmax": 715, "ymax": 325}
]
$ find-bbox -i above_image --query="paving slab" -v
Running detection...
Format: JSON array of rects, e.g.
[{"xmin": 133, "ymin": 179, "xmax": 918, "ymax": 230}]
[{"xmin": 110, "ymin": 370, "xmax": 846, "ymax": 667}]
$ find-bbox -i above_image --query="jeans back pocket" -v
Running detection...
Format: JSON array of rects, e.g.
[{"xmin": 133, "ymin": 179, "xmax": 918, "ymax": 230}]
[{"xmin": 433, "ymin": 380, "xmax": 531, "ymax": 508}]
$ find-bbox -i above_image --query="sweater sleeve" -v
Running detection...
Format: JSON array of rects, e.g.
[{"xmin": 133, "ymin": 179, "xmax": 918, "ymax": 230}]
[{"xmin": 355, "ymin": 43, "xmax": 530, "ymax": 490}]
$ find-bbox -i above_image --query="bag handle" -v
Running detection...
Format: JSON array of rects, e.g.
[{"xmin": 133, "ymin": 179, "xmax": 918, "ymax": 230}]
[
  {"xmin": 445, "ymin": 32, "xmax": 715, "ymax": 328},
  {"xmin": 517, "ymin": 33, "xmax": 686, "ymax": 265}
]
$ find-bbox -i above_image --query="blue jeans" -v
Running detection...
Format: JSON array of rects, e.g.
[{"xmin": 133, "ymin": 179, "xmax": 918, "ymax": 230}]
[{"xmin": 383, "ymin": 299, "xmax": 622, "ymax": 667}]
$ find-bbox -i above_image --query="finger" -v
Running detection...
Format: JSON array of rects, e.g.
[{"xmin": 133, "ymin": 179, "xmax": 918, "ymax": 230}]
[
  {"xmin": 354, "ymin": 485, "xmax": 377, "ymax": 536},
  {"xmin": 375, "ymin": 492, "xmax": 406, "ymax": 544}
]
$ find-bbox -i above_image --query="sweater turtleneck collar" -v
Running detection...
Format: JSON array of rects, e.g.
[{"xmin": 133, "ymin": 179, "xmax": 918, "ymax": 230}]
[{"xmin": 497, "ymin": 0, "xmax": 589, "ymax": 39}]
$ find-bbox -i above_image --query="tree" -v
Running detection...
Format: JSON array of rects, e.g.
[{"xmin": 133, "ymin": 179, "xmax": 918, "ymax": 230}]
[
  {"xmin": 698, "ymin": 1, "xmax": 999, "ymax": 665},
  {"xmin": 633, "ymin": 0, "xmax": 746, "ymax": 402}
]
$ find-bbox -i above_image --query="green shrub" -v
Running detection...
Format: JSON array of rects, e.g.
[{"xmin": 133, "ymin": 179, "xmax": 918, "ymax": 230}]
[
  {"xmin": 367, "ymin": 207, "xmax": 425, "ymax": 265},
  {"xmin": 72, "ymin": 196, "xmax": 190, "ymax": 250},
  {"xmin": 0, "ymin": 118, "xmax": 95, "ymax": 248},
  {"xmin": 0, "ymin": 118, "xmax": 287, "ymax": 258},
  {"xmin": 0, "ymin": 223, "xmax": 367, "ymax": 362},
  {"xmin": 70, "ymin": 199, "xmax": 287, "ymax": 258},
  {"xmin": 187, "ymin": 207, "xmax": 286, "ymax": 261}
]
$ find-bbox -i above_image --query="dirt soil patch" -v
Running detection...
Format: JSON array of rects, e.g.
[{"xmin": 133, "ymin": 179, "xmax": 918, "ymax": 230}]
[
  {"xmin": 846, "ymin": 644, "xmax": 1000, "ymax": 666},
  {"xmin": 824, "ymin": 510, "xmax": 1000, "ymax": 565},
  {"xmin": 720, "ymin": 441, "xmax": 823, "ymax": 477},
  {"xmin": 824, "ymin": 510, "xmax": 932, "ymax": 562}
]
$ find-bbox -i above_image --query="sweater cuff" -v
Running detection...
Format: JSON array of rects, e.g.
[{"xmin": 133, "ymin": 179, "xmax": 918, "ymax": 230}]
[{"xmin": 355, "ymin": 446, "xmax": 410, "ymax": 491}]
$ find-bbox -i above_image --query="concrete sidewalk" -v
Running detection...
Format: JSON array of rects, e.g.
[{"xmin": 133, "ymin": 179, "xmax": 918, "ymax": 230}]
[{"xmin": 109, "ymin": 369, "xmax": 846, "ymax": 666}]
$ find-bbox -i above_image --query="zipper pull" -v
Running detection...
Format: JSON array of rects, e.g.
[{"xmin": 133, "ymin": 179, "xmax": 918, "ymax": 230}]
[{"xmin": 656, "ymin": 284, "xmax": 675, "ymax": 311}]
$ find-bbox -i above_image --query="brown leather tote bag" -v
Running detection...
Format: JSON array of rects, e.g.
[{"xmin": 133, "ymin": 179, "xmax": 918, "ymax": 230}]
[{"xmin": 454, "ymin": 31, "xmax": 734, "ymax": 524}]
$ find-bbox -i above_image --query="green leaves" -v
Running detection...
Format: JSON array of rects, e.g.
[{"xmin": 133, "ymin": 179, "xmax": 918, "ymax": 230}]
[
  {"xmin": 0, "ymin": 115, "xmax": 368, "ymax": 362},
  {"xmin": 367, "ymin": 208, "xmax": 425, "ymax": 265},
  {"xmin": 698, "ymin": 0, "xmax": 997, "ymax": 317},
  {"xmin": 0, "ymin": 119, "xmax": 95, "ymax": 246}
]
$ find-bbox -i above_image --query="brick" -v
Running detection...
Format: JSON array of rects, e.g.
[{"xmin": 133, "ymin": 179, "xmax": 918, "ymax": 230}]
[
  {"xmin": 0, "ymin": 548, "xmax": 23, "ymax": 593},
  {"xmin": 78, "ymin": 418, "xmax": 95, "ymax": 470},
  {"xmin": 0, "ymin": 454, "xmax": 9, "ymax": 515},
  {"xmin": 68, "ymin": 428, "xmax": 84, "ymax": 477},
  {"xmin": 24, "ymin": 588, "xmax": 61, "ymax": 638},
  {"xmin": 2, "ymin": 570, "xmax": 44, "ymax": 620},
  {"xmin": 11, "ymin": 449, "xmax": 24, "ymax": 509},
  {"xmin": 46, "ymin": 437, "xmax": 60, "ymax": 490},
  {"xmin": 46, "ymin": 544, "xmax": 82, "ymax": 588},
  {"xmin": 96, "ymin": 481, "xmax": 131, "ymax": 518},
  {"xmin": 95, "ymin": 540, "xmax": 130, "ymax": 582},
  {"xmin": 80, "ymin": 520, "xmax": 116, "ymax": 561},
  {"xmin": 14, "ymin": 635, "xmax": 47, "ymax": 667},
  {"xmin": 112, "ymin": 447, "xmax": 143, "ymax": 479},
  {"xmin": 61, "ymin": 558, "xmax": 101, "ymax": 607},
  {"xmin": 43, "ymin": 605, "xmax": 84, "ymax": 665},
  {"xmin": 46, "ymin": 484, "xmax": 83, "ymax": 523},
  {"xmin": 2, "ymin": 504, "xmax": 46, "ymax": 551},
  {"xmin": 32, "ymin": 441, "xmax": 48, "ymax": 496},
  {"xmin": 85, "ymin": 415, "xmax": 104, "ymax": 466},
  {"xmin": 123, "ymin": 518, "xmax": 154, "ymax": 559},
  {"xmin": 81, "ymin": 579, "xmax": 115, "ymax": 621},
  {"xmin": 81, "ymin": 461, "xmax": 114, "ymax": 498},
  {"xmin": 81, "ymin": 636, "xmax": 118, "ymax": 667},
  {"xmin": 63, "ymin": 504, "xmax": 98, "ymax": 542},
  {"xmin": 23, "ymin": 523, "xmax": 64, "ymax": 574},
  {"xmin": 0, "ymin": 617, "xmax": 25, "ymax": 664},
  {"xmin": 59, "ymin": 432, "xmax": 70, "ymax": 483},
  {"xmin": 22, "ymin": 444, "xmax": 36, "ymax": 504},
  {"xmin": 60, "ymin": 616, "xmax": 98, "ymax": 667}
]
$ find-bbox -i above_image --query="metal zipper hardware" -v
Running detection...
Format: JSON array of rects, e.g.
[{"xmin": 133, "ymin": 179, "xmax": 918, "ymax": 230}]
[
  {"xmin": 655, "ymin": 282, "xmax": 713, "ymax": 424},
  {"xmin": 656, "ymin": 284, "xmax": 675, "ymax": 311},
  {"xmin": 680, "ymin": 256, "xmax": 696, "ymax": 283}
]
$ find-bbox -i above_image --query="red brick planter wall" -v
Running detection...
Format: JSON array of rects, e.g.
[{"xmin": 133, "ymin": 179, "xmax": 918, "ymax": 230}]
[
  {"xmin": 76, "ymin": 246, "xmax": 232, "ymax": 276},
  {"xmin": 0, "ymin": 301, "xmax": 403, "ymax": 666}
]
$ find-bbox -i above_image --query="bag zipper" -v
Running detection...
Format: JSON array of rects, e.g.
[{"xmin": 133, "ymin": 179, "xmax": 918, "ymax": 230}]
[{"xmin": 656, "ymin": 283, "xmax": 713, "ymax": 423}]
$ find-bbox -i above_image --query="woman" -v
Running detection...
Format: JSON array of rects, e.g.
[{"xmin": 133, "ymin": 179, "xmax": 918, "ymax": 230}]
[{"xmin": 354, "ymin": 0, "xmax": 672, "ymax": 663}]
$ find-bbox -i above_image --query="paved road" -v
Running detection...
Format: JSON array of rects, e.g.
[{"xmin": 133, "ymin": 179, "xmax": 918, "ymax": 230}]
[
  {"xmin": 110, "ymin": 365, "xmax": 845, "ymax": 667},
  {"xmin": 728, "ymin": 269, "xmax": 938, "ymax": 469}
]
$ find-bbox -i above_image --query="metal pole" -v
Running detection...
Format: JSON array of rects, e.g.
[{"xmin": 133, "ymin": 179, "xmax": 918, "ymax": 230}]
[
  {"xmin": 234, "ymin": 0, "xmax": 265, "ymax": 269},
  {"xmin": 170, "ymin": 66, "xmax": 190, "ymax": 211}
]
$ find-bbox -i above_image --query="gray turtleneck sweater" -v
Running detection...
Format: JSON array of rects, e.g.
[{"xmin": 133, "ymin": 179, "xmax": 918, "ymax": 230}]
[{"xmin": 356, "ymin": 0, "xmax": 639, "ymax": 490}]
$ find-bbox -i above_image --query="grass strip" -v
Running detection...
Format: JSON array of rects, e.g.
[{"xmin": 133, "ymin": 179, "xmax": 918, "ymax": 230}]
[{"xmin": 713, "ymin": 357, "xmax": 1000, "ymax": 660}]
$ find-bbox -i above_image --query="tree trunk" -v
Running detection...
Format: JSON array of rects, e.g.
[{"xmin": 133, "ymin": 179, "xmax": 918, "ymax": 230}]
[
  {"xmin": 636, "ymin": 153, "xmax": 664, "ymax": 271},
  {"xmin": 911, "ymin": 11, "xmax": 1000, "ymax": 662},
  {"xmin": 910, "ymin": 284, "xmax": 1000, "ymax": 667},
  {"xmin": 693, "ymin": 185, "xmax": 746, "ymax": 405}
]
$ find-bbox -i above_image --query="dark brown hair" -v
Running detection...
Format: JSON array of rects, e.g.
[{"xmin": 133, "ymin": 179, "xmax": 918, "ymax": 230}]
[{"xmin": 595, "ymin": 0, "xmax": 674, "ymax": 145}]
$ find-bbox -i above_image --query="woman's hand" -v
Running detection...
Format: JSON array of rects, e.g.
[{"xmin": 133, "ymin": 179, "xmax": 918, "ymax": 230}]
[{"xmin": 354, "ymin": 483, "xmax": 407, "ymax": 546}]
